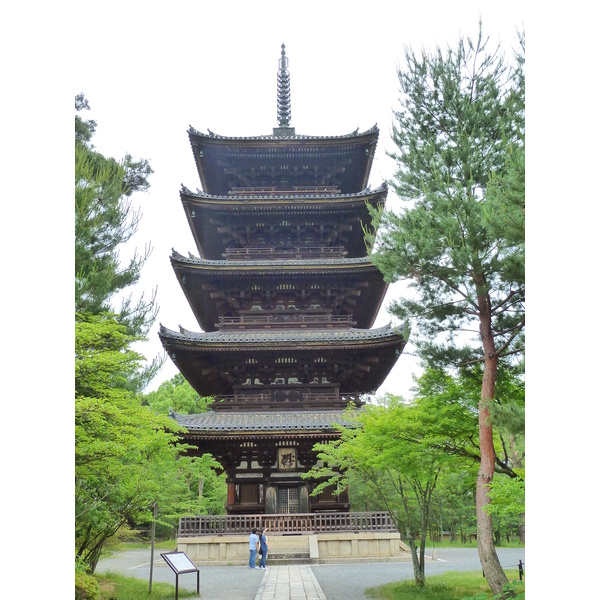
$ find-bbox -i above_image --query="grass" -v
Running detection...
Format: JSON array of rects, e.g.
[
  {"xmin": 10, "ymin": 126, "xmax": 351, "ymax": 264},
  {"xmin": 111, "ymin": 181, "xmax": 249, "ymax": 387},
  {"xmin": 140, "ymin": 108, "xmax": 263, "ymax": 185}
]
[
  {"xmin": 122, "ymin": 539, "xmax": 178, "ymax": 550},
  {"xmin": 423, "ymin": 540, "xmax": 524, "ymax": 549},
  {"xmin": 103, "ymin": 538, "xmax": 179, "ymax": 554},
  {"xmin": 365, "ymin": 570, "xmax": 524, "ymax": 600},
  {"xmin": 96, "ymin": 571, "xmax": 198, "ymax": 600}
]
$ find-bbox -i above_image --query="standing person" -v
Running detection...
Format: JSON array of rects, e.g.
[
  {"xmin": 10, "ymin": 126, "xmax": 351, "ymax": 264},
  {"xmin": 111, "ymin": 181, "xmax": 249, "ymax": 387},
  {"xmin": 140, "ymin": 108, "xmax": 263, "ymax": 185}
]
[
  {"xmin": 258, "ymin": 526, "xmax": 270, "ymax": 570},
  {"xmin": 249, "ymin": 527, "xmax": 260, "ymax": 569}
]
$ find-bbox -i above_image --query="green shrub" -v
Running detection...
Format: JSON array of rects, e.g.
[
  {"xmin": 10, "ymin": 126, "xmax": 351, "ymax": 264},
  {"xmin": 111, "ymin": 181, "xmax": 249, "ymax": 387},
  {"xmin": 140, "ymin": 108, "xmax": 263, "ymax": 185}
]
[{"xmin": 75, "ymin": 570, "xmax": 100, "ymax": 600}]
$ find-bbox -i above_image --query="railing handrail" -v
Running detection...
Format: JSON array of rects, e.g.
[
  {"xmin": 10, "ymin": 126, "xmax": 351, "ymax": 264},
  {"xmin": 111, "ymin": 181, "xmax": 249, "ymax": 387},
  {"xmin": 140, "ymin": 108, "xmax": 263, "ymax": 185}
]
[
  {"xmin": 218, "ymin": 314, "xmax": 354, "ymax": 325},
  {"xmin": 225, "ymin": 246, "xmax": 346, "ymax": 254},
  {"xmin": 178, "ymin": 512, "xmax": 398, "ymax": 537},
  {"xmin": 228, "ymin": 185, "xmax": 340, "ymax": 196},
  {"xmin": 223, "ymin": 246, "xmax": 348, "ymax": 259}
]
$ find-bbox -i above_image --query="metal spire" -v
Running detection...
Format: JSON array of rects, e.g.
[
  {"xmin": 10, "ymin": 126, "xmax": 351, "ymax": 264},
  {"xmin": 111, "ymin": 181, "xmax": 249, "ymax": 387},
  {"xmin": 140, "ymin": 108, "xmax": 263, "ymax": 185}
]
[{"xmin": 276, "ymin": 43, "xmax": 292, "ymax": 128}]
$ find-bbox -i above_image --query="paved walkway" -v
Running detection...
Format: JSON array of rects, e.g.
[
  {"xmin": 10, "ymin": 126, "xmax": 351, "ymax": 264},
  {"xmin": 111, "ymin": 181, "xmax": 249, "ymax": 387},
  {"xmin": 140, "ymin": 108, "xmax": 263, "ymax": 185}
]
[
  {"xmin": 254, "ymin": 565, "xmax": 326, "ymax": 600},
  {"xmin": 96, "ymin": 546, "xmax": 525, "ymax": 599}
]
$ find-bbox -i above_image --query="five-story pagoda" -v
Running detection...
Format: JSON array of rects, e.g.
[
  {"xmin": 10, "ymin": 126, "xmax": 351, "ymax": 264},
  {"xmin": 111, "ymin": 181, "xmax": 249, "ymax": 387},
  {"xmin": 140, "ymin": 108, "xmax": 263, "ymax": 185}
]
[{"xmin": 159, "ymin": 44, "xmax": 408, "ymax": 515}]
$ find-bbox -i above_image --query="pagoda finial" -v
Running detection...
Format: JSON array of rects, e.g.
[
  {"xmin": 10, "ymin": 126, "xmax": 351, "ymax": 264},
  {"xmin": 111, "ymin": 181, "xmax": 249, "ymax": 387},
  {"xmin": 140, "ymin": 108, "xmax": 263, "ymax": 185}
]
[{"xmin": 277, "ymin": 43, "xmax": 292, "ymax": 127}]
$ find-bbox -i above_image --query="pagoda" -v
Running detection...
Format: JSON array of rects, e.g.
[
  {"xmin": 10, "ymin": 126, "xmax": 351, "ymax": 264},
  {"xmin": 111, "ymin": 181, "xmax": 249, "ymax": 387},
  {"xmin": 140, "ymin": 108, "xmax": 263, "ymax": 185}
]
[{"xmin": 159, "ymin": 44, "xmax": 407, "ymax": 515}]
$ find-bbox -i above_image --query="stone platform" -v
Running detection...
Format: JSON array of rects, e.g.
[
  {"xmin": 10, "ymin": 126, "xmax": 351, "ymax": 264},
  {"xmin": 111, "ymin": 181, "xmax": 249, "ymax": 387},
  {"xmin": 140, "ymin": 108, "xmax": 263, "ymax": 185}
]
[{"xmin": 177, "ymin": 532, "xmax": 411, "ymax": 565}]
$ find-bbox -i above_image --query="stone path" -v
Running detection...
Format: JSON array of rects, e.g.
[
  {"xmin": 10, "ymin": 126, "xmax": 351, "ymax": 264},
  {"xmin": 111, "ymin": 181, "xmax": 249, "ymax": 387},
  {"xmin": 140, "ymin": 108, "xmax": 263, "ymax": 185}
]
[{"xmin": 254, "ymin": 565, "xmax": 326, "ymax": 600}]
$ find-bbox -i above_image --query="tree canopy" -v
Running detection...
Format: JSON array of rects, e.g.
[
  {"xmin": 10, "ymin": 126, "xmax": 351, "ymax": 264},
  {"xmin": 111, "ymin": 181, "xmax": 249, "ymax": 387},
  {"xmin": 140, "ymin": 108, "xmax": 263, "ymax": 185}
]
[
  {"xmin": 75, "ymin": 93, "xmax": 157, "ymax": 339},
  {"xmin": 141, "ymin": 373, "xmax": 214, "ymax": 415},
  {"xmin": 74, "ymin": 99, "xmax": 227, "ymax": 579},
  {"xmin": 75, "ymin": 313, "xmax": 226, "ymax": 572},
  {"xmin": 369, "ymin": 29, "xmax": 525, "ymax": 369},
  {"xmin": 367, "ymin": 25, "xmax": 524, "ymax": 597},
  {"xmin": 305, "ymin": 386, "xmax": 466, "ymax": 587}
]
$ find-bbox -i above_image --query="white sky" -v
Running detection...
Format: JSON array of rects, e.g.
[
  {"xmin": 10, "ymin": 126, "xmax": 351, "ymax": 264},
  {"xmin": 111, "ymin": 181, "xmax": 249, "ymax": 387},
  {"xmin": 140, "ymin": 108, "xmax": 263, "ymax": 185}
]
[{"xmin": 74, "ymin": 1, "xmax": 526, "ymax": 397}]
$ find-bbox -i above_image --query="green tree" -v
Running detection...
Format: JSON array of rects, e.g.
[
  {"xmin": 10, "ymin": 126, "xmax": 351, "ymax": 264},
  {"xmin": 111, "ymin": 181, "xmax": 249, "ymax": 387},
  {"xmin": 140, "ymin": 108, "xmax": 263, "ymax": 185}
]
[
  {"xmin": 413, "ymin": 366, "xmax": 524, "ymax": 479},
  {"xmin": 73, "ymin": 97, "xmax": 226, "ymax": 579},
  {"xmin": 75, "ymin": 313, "xmax": 225, "ymax": 572},
  {"xmin": 367, "ymin": 25, "xmax": 524, "ymax": 597},
  {"xmin": 75, "ymin": 94, "xmax": 157, "ymax": 339},
  {"xmin": 141, "ymin": 375, "xmax": 227, "ymax": 520},
  {"xmin": 430, "ymin": 471, "xmax": 477, "ymax": 543},
  {"xmin": 305, "ymin": 399, "xmax": 460, "ymax": 587},
  {"xmin": 142, "ymin": 373, "xmax": 214, "ymax": 415},
  {"xmin": 485, "ymin": 469, "xmax": 525, "ymax": 544},
  {"xmin": 412, "ymin": 367, "xmax": 524, "ymax": 545}
]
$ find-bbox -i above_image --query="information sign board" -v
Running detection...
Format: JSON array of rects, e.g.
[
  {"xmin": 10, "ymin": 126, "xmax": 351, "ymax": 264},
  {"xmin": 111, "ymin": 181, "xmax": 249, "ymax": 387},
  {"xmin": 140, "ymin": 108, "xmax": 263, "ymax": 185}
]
[
  {"xmin": 160, "ymin": 552, "xmax": 199, "ymax": 599},
  {"xmin": 161, "ymin": 551, "xmax": 198, "ymax": 574}
]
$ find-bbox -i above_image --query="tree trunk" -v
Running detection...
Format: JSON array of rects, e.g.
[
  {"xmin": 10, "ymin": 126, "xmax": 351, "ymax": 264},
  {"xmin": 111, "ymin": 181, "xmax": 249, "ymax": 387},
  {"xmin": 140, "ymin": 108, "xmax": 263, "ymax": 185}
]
[
  {"xmin": 407, "ymin": 537, "xmax": 425, "ymax": 587},
  {"xmin": 518, "ymin": 518, "xmax": 525, "ymax": 544},
  {"xmin": 477, "ymin": 286, "xmax": 513, "ymax": 597}
]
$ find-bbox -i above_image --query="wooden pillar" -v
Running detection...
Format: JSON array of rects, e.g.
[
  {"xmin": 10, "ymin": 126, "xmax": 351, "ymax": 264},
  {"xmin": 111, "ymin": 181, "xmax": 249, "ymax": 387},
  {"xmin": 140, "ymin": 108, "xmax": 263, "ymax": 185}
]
[
  {"xmin": 299, "ymin": 484, "xmax": 309, "ymax": 513},
  {"xmin": 227, "ymin": 482, "xmax": 236, "ymax": 506},
  {"xmin": 339, "ymin": 487, "xmax": 349, "ymax": 504},
  {"xmin": 265, "ymin": 486, "xmax": 277, "ymax": 513}
]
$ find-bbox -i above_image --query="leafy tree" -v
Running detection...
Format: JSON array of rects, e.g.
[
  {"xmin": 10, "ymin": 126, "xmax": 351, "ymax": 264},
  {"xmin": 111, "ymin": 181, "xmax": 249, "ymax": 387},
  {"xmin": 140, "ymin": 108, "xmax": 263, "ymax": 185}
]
[
  {"xmin": 367, "ymin": 25, "xmax": 524, "ymax": 596},
  {"xmin": 140, "ymin": 376, "xmax": 227, "ymax": 520},
  {"xmin": 141, "ymin": 373, "xmax": 214, "ymax": 415},
  {"xmin": 74, "ymin": 98, "xmax": 227, "ymax": 579},
  {"xmin": 412, "ymin": 367, "xmax": 524, "ymax": 545},
  {"xmin": 430, "ymin": 471, "xmax": 477, "ymax": 543},
  {"xmin": 485, "ymin": 469, "xmax": 525, "ymax": 544},
  {"xmin": 346, "ymin": 469, "xmax": 389, "ymax": 512},
  {"xmin": 75, "ymin": 313, "xmax": 225, "ymax": 572},
  {"xmin": 305, "ymin": 398, "xmax": 461, "ymax": 587},
  {"xmin": 413, "ymin": 366, "xmax": 524, "ymax": 479},
  {"xmin": 75, "ymin": 94, "xmax": 157, "ymax": 339}
]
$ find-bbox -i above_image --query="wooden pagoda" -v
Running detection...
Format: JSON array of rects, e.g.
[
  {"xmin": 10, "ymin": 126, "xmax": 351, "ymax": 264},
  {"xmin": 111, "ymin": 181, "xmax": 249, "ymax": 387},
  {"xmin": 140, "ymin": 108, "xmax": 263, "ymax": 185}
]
[{"xmin": 159, "ymin": 44, "xmax": 408, "ymax": 516}]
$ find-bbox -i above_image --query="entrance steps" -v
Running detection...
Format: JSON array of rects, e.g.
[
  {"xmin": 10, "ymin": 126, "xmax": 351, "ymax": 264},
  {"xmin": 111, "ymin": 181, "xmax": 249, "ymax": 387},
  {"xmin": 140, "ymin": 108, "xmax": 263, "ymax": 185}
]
[{"xmin": 266, "ymin": 552, "xmax": 311, "ymax": 565}]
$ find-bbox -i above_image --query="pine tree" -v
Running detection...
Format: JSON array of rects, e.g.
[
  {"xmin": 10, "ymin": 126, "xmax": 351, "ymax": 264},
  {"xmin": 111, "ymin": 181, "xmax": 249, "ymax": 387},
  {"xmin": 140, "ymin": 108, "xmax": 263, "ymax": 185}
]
[
  {"xmin": 75, "ymin": 94, "xmax": 157, "ymax": 338},
  {"xmin": 368, "ymin": 25, "xmax": 524, "ymax": 597}
]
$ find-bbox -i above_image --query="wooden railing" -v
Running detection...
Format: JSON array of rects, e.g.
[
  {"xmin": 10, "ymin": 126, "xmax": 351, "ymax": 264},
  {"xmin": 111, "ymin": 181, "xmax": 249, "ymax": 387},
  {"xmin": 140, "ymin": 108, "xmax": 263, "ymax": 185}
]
[
  {"xmin": 209, "ymin": 389, "xmax": 362, "ymax": 411},
  {"xmin": 228, "ymin": 185, "xmax": 340, "ymax": 196},
  {"xmin": 223, "ymin": 246, "xmax": 347, "ymax": 259},
  {"xmin": 178, "ymin": 512, "xmax": 398, "ymax": 537},
  {"xmin": 217, "ymin": 314, "xmax": 355, "ymax": 329}
]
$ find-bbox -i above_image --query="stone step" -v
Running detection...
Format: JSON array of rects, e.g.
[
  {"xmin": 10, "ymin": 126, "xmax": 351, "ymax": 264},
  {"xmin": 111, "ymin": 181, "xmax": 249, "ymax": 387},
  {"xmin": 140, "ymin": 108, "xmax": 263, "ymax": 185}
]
[{"xmin": 263, "ymin": 553, "xmax": 311, "ymax": 565}]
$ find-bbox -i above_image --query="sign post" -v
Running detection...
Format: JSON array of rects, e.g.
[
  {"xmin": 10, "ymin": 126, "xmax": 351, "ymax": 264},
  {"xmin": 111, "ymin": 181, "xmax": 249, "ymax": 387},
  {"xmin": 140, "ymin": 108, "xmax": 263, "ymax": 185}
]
[
  {"xmin": 149, "ymin": 502, "xmax": 157, "ymax": 593},
  {"xmin": 160, "ymin": 551, "xmax": 199, "ymax": 600}
]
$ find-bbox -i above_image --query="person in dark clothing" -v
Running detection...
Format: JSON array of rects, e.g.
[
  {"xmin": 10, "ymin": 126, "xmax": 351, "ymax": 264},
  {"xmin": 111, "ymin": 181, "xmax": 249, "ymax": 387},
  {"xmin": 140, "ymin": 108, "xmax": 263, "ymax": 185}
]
[{"xmin": 258, "ymin": 526, "xmax": 270, "ymax": 569}]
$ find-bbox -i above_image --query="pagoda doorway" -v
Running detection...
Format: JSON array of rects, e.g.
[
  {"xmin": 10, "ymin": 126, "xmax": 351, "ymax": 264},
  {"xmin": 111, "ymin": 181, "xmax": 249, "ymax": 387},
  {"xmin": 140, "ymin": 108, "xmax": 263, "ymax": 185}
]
[{"xmin": 277, "ymin": 487, "xmax": 300, "ymax": 514}]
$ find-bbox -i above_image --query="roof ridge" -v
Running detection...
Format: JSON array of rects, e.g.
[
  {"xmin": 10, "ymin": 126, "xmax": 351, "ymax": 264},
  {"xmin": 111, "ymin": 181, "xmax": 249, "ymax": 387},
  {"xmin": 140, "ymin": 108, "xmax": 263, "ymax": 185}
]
[
  {"xmin": 187, "ymin": 124, "xmax": 379, "ymax": 140},
  {"xmin": 179, "ymin": 182, "xmax": 388, "ymax": 201}
]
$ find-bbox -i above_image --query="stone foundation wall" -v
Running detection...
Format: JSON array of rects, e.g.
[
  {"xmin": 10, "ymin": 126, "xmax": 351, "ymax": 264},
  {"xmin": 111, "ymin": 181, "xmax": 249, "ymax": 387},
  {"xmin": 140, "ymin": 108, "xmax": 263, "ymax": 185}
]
[{"xmin": 177, "ymin": 532, "xmax": 410, "ymax": 564}]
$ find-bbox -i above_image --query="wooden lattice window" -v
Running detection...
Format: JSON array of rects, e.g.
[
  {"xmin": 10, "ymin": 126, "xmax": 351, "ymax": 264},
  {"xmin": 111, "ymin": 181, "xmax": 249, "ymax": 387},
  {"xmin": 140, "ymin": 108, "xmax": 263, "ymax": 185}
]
[{"xmin": 277, "ymin": 487, "xmax": 299, "ymax": 514}]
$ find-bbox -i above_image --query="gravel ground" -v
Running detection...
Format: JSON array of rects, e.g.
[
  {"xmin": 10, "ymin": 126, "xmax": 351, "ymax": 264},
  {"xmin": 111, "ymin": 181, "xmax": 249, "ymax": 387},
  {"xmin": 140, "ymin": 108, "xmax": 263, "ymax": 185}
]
[
  {"xmin": 96, "ymin": 546, "xmax": 525, "ymax": 600},
  {"xmin": 311, "ymin": 548, "xmax": 525, "ymax": 600}
]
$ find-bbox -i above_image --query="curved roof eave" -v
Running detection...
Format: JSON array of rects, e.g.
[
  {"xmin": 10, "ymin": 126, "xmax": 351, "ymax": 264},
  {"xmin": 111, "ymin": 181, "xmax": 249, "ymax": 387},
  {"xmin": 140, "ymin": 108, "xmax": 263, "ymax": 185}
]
[
  {"xmin": 170, "ymin": 251, "xmax": 377, "ymax": 270},
  {"xmin": 179, "ymin": 182, "xmax": 388, "ymax": 203},
  {"xmin": 171, "ymin": 409, "xmax": 362, "ymax": 433},
  {"xmin": 171, "ymin": 249, "xmax": 374, "ymax": 270},
  {"xmin": 158, "ymin": 322, "xmax": 405, "ymax": 345},
  {"xmin": 187, "ymin": 124, "xmax": 379, "ymax": 143}
]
